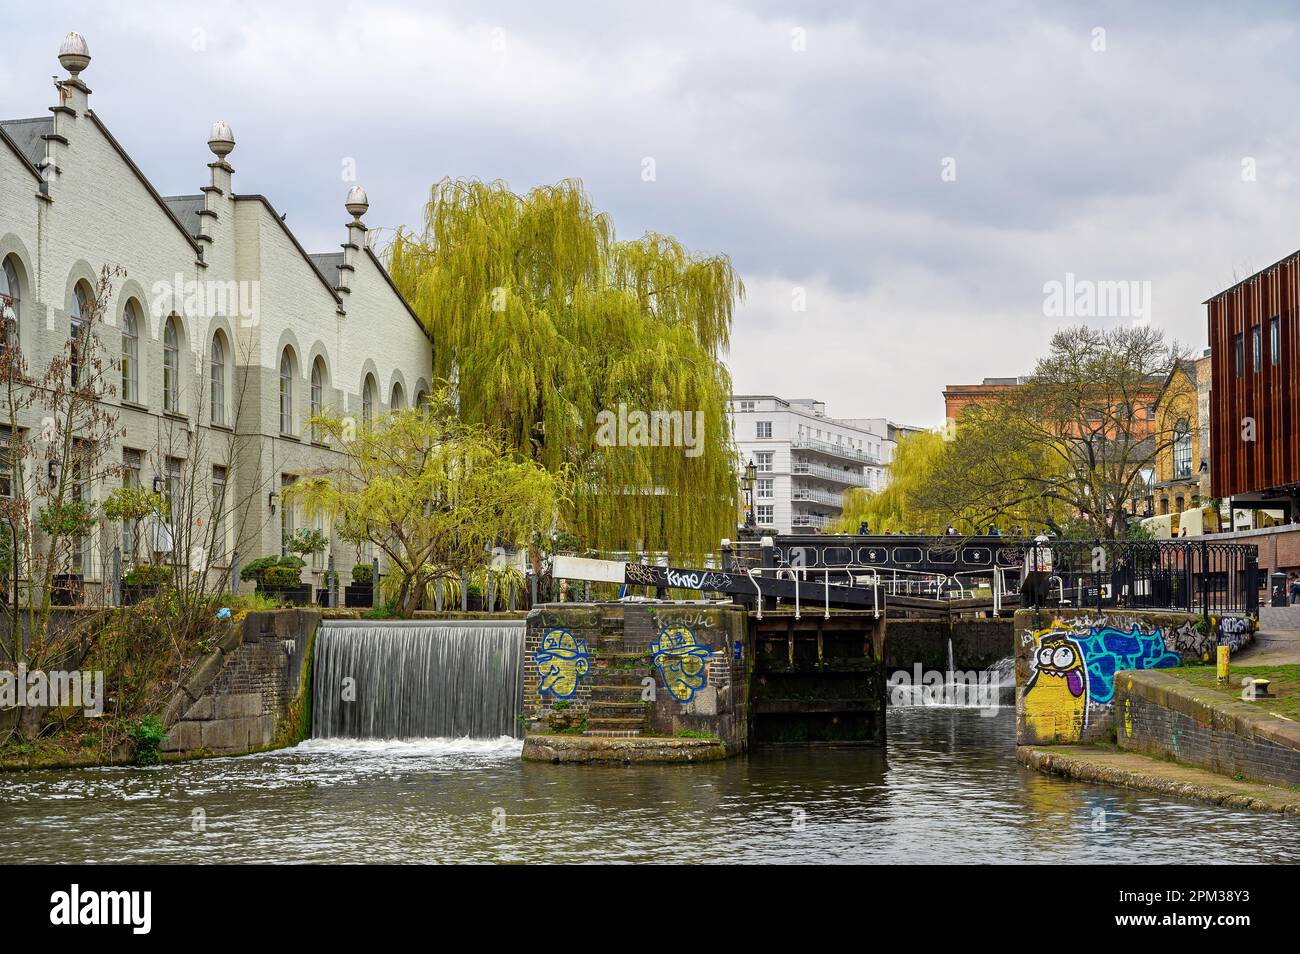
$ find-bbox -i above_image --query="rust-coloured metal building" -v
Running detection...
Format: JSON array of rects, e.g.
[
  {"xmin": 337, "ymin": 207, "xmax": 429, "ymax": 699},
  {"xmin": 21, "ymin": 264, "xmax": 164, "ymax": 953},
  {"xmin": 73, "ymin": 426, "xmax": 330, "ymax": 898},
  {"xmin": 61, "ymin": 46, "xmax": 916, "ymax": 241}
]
[{"xmin": 1206, "ymin": 251, "xmax": 1300, "ymax": 514}]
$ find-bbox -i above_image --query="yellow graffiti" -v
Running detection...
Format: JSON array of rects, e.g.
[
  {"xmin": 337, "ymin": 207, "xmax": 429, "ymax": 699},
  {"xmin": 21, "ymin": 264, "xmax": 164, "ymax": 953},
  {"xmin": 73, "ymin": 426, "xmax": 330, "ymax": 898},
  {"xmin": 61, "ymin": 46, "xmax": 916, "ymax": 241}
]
[
  {"xmin": 651, "ymin": 624, "xmax": 711, "ymax": 703},
  {"xmin": 1023, "ymin": 622, "xmax": 1088, "ymax": 743},
  {"xmin": 534, "ymin": 628, "xmax": 590, "ymax": 700}
]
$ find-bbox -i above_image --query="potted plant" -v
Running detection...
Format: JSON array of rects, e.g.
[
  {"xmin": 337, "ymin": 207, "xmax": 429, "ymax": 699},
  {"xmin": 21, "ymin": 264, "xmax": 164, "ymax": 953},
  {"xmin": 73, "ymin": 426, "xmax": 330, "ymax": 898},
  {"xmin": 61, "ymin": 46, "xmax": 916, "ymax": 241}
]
[
  {"xmin": 39, "ymin": 499, "xmax": 96, "ymax": 606},
  {"xmin": 488, "ymin": 563, "xmax": 526, "ymax": 611},
  {"xmin": 465, "ymin": 581, "xmax": 484, "ymax": 612},
  {"xmin": 122, "ymin": 562, "xmax": 173, "ymax": 604},
  {"xmin": 103, "ymin": 484, "xmax": 167, "ymax": 568},
  {"xmin": 241, "ymin": 555, "xmax": 312, "ymax": 605},
  {"xmin": 345, "ymin": 562, "xmax": 374, "ymax": 607}
]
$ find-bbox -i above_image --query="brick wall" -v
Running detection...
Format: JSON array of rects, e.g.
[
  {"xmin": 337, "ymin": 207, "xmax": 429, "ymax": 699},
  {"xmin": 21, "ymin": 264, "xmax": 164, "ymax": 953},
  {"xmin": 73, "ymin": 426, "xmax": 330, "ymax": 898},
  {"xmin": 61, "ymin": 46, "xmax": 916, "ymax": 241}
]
[
  {"xmin": 161, "ymin": 609, "xmax": 316, "ymax": 756},
  {"xmin": 1206, "ymin": 524, "xmax": 1300, "ymax": 575},
  {"xmin": 1117, "ymin": 671, "xmax": 1300, "ymax": 788},
  {"xmin": 522, "ymin": 602, "xmax": 751, "ymax": 751},
  {"xmin": 1013, "ymin": 608, "xmax": 1253, "ymax": 746}
]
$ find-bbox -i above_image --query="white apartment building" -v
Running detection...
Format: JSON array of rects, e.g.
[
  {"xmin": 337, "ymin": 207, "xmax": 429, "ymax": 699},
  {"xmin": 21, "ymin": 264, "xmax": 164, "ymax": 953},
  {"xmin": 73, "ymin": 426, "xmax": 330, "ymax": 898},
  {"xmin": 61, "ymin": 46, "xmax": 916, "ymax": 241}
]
[
  {"xmin": 730, "ymin": 396, "xmax": 889, "ymax": 533},
  {"xmin": 0, "ymin": 33, "xmax": 432, "ymax": 600}
]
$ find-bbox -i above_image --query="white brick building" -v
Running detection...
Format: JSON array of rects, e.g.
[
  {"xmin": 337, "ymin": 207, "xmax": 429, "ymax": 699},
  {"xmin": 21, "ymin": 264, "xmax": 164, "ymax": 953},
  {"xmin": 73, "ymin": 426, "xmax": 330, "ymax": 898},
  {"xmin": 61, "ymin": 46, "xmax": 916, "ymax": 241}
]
[
  {"xmin": 0, "ymin": 33, "xmax": 433, "ymax": 599},
  {"xmin": 730, "ymin": 396, "xmax": 889, "ymax": 534}
]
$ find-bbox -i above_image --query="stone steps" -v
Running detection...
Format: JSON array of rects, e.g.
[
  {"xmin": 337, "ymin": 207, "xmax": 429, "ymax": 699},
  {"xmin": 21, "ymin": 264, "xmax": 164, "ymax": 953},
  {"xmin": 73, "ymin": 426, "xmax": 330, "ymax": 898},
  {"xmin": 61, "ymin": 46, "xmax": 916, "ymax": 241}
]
[
  {"xmin": 589, "ymin": 700, "xmax": 646, "ymax": 719},
  {"xmin": 588, "ymin": 667, "xmax": 650, "ymax": 687}
]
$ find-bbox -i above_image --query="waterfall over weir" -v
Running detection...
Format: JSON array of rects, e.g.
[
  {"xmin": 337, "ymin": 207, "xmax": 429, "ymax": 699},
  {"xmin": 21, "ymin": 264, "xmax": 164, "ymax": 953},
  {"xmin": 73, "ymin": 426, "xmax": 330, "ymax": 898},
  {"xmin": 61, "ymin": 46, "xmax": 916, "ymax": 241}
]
[{"xmin": 312, "ymin": 620, "xmax": 525, "ymax": 740}]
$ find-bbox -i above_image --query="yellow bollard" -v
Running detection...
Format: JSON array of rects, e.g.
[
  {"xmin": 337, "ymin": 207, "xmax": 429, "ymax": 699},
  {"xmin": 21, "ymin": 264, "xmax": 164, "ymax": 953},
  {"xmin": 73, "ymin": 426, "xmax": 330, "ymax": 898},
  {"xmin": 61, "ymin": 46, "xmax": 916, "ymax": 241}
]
[{"xmin": 1216, "ymin": 645, "xmax": 1230, "ymax": 686}]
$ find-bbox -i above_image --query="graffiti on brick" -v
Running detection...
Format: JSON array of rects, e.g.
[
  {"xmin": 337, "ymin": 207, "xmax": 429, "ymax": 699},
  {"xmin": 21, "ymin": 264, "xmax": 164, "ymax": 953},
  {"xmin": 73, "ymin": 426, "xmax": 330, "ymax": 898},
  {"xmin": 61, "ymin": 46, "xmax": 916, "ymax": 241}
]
[
  {"xmin": 1024, "ymin": 623, "xmax": 1090, "ymax": 738},
  {"xmin": 1167, "ymin": 620, "xmax": 1214, "ymax": 660},
  {"xmin": 1215, "ymin": 615, "xmax": 1255, "ymax": 652},
  {"xmin": 534, "ymin": 628, "xmax": 590, "ymax": 700},
  {"xmin": 1023, "ymin": 616, "xmax": 1181, "ymax": 742},
  {"xmin": 1074, "ymin": 622, "xmax": 1180, "ymax": 705},
  {"xmin": 650, "ymin": 624, "xmax": 711, "ymax": 702}
]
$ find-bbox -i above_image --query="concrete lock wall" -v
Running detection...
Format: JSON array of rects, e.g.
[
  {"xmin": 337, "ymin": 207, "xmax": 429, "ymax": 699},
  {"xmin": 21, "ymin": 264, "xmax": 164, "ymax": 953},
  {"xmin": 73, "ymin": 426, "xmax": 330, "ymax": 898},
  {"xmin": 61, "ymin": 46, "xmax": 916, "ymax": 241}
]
[
  {"xmin": 1115, "ymin": 671, "xmax": 1300, "ymax": 788},
  {"xmin": 523, "ymin": 603, "xmax": 750, "ymax": 752},
  {"xmin": 885, "ymin": 618, "xmax": 1013, "ymax": 673},
  {"xmin": 161, "ymin": 609, "xmax": 317, "ymax": 756},
  {"xmin": 1014, "ymin": 607, "xmax": 1256, "ymax": 746}
]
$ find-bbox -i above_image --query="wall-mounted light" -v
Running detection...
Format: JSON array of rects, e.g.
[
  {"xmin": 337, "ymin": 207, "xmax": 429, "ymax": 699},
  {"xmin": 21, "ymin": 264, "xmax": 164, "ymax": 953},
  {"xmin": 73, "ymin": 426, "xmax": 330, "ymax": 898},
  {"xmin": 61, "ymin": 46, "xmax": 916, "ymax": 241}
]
[
  {"xmin": 268, "ymin": 491, "xmax": 279, "ymax": 513},
  {"xmin": 47, "ymin": 460, "xmax": 59, "ymax": 483},
  {"xmin": 152, "ymin": 476, "xmax": 165, "ymax": 493}
]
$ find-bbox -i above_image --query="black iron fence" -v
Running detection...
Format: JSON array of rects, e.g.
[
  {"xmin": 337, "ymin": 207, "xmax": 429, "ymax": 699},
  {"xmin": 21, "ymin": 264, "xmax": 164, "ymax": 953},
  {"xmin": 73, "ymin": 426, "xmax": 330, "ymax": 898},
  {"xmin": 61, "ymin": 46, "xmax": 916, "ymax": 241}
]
[
  {"xmin": 1022, "ymin": 538, "xmax": 1259, "ymax": 618},
  {"xmin": 724, "ymin": 535, "xmax": 1259, "ymax": 617}
]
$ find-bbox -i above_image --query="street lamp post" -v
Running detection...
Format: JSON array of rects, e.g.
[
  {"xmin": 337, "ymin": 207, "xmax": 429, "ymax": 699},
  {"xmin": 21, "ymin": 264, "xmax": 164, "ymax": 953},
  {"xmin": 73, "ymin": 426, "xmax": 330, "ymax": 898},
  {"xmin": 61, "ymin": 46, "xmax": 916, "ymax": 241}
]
[{"xmin": 742, "ymin": 458, "xmax": 757, "ymax": 535}]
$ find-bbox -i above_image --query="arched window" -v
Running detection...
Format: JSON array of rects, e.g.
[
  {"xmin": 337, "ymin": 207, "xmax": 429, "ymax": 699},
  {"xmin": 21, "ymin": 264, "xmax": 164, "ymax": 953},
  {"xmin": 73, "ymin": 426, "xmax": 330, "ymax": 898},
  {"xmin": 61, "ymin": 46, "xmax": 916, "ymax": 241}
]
[
  {"xmin": 210, "ymin": 331, "xmax": 227, "ymax": 426},
  {"xmin": 121, "ymin": 300, "xmax": 139, "ymax": 403},
  {"xmin": 0, "ymin": 256, "xmax": 20, "ymax": 349},
  {"xmin": 390, "ymin": 382, "xmax": 404, "ymax": 411},
  {"xmin": 362, "ymin": 374, "xmax": 376, "ymax": 426},
  {"xmin": 415, "ymin": 389, "xmax": 429, "ymax": 410},
  {"xmin": 72, "ymin": 281, "xmax": 94, "ymax": 386},
  {"xmin": 163, "ymin": 317, "xmax": 179, "ymax": 412},
  {"xmin": 310, "ymin": 357, "xmax": 325, "ymax": 442},
  {"xmin": 1173, "ymin": 419, "xmax": 1192, "ymax": 479},
  {"xmin": 279, "ymin": 348, "xmax": 295, "ymax": 435}
]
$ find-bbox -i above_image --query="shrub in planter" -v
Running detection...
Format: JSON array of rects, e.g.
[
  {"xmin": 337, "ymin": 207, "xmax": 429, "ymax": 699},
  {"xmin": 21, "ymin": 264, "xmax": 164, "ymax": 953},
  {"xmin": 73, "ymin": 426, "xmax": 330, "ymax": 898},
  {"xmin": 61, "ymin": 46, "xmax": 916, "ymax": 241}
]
[
  {"xmin": 240, "ymin": 556, "xmax": 281, "ymax": 584},
  {"xmin": 466, "ymin": 582, "xmax": 484, "ymax": 611},
  {"xmin": 345, "ymin": 563, "xmax": 375, "ymax": 608},
  {"xmin": 243, "ymin": 555, "xmax": 312, "ymax": 604},
  {"xmin": 122, "ymin": 563, "xmax": 174, "ymax": 604},
  {"xmin": 125, "ymin": 563, "xmax": 173, "ymax": 587},
  {"xmin": 263, "ymin": 564, "xmax": 302, "ymax": 588}
]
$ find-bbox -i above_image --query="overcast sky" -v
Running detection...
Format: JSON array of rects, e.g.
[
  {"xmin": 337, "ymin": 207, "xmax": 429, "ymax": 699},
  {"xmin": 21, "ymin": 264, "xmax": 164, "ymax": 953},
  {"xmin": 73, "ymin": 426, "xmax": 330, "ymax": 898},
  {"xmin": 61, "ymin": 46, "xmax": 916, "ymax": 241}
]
[{"xmin": 4, "ymin": 1, "xmax": 1299, "ymax": 427}]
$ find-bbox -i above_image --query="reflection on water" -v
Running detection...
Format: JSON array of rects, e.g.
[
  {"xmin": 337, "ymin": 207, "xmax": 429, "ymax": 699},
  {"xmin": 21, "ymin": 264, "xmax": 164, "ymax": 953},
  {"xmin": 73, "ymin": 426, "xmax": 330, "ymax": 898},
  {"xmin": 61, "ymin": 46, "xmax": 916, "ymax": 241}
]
[{"xmin": 2, "ymin": 708, "xmax": 1297, "ymax": 864}]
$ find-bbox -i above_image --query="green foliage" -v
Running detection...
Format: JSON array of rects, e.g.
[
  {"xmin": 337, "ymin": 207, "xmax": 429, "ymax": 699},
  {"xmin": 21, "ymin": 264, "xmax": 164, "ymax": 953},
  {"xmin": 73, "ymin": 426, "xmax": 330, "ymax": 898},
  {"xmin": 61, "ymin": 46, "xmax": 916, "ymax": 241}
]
[
  {"xmin": 128, "ymin": 715, "xmax": 167, "ymax": 766},
  {"xmin": 240, "ymin": 556, "xmax": 280, "ymax": 583},
  {"xmin": 241, "ymin": 555, "xmax": 304, "ymax": 586},
  {"xmin": 930, "ymin": 325, "xmax": 1185, "ymax": 538},
  {"xmin": 102, "ymin": 484, "xmax": 166, "ymax": 523},
  {"xmin": 262, "ymin": 565, "xmax": 302, "ymax": 588},
  {"xmin": 36, "ymin": 498, "xmax": 97, "ymax": 539},
  {"xmin": 351, "ymin": 563, "xmax": 373, "ymax": 584},
  {"xmin": 285, "ymin": 396, "xmax": 567, "ymax": 615},
  {"xmin": 385, "ymin": 178, "xmax": 743, "ymax": 564},
  {"xmin": 284, "ymin": 527, "xmax": 327, "ymax": 558},
  {"xmin": 124, "ymin": 563, "xmax": 173, "ymax": 587},
  {"xmin": 834, "ymin": 430, "xmax": 947, "ymax": 534}
]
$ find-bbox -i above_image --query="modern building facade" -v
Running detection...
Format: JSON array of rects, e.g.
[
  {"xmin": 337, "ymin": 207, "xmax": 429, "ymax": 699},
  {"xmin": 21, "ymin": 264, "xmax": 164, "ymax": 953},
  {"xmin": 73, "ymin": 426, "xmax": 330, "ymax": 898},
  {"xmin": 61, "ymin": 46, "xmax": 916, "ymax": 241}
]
[
  {"xmin": 730, "ymin": 396, "xmax": 887, "ymax": 533},
  {"xmin": 0, "ymin": 33, "xmax": 433, "ymax": 600},
  {"xmin": 1207, "ymin": 252, "xmax": 1300, "ymax": 521}
]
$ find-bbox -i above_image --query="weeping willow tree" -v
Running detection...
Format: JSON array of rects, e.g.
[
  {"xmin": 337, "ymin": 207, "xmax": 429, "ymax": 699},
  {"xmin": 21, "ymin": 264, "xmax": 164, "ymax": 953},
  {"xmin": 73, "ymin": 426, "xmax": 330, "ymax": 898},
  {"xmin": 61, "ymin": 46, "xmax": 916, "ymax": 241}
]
[
  {"xmin": 386, "ymin": 178, "xmax": 743, "ymax": 562},
  {"xmin": 832, "ymin": 430, "xmax": 947, "ymax": 534}
]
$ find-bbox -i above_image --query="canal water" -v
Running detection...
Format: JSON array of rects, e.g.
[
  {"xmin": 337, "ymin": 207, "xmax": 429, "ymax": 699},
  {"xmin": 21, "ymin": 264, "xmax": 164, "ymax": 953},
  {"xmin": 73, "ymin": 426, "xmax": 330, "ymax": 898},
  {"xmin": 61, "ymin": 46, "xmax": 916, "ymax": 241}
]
[{"xmin": 3, "ymin": 707, "xmax": 1298, "ymax": 864}]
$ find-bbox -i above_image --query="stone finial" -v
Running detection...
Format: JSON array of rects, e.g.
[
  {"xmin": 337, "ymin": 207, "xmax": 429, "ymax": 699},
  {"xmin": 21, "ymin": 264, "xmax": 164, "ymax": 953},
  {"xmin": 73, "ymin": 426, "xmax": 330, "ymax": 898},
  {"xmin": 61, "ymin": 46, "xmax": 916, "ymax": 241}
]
[
  {"xmin": 208, "ymin": 120, "xmax": 236, "ymax": 158},
  {"xmin": 345, "ymin": 185, "xmax": 369, "ymax": 222},
  {"xmin": 58, "ymin": 32, "xmax": 91, "ymax": 77}
]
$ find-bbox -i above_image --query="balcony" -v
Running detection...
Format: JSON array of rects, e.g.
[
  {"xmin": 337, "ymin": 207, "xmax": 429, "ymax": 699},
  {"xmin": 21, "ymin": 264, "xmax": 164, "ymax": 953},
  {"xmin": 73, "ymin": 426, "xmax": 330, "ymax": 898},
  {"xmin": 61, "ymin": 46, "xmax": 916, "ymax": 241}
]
[
  {"xmin": 791, "ymin": 436, "xmax": 880, "ymax": 465},
  {"xmin": 791, "ymin": 513, "xmax": 834, "ymax": 530},
  {"xmin": 791, "ymin": 486, "xmax": 844, "ymax": 508},
  {"xmin": 792, "ymin": 460, "xmax": 869, "ymax": 487}
]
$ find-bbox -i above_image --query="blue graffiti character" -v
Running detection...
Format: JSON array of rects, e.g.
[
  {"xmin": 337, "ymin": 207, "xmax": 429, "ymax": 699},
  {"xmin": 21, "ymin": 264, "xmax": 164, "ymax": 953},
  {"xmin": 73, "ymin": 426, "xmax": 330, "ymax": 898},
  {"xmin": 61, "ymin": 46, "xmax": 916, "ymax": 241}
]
[
  {"xmin": 1076, "ymin": 625, "xmax": 1180, "ymax": 705},
  {"xmin": 651, "ymin": 624, "xmax": 711, "ymax": 702},
  {"xmin": 535, "ymin": 628, "xmax": 590, "ymax": 699}
]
